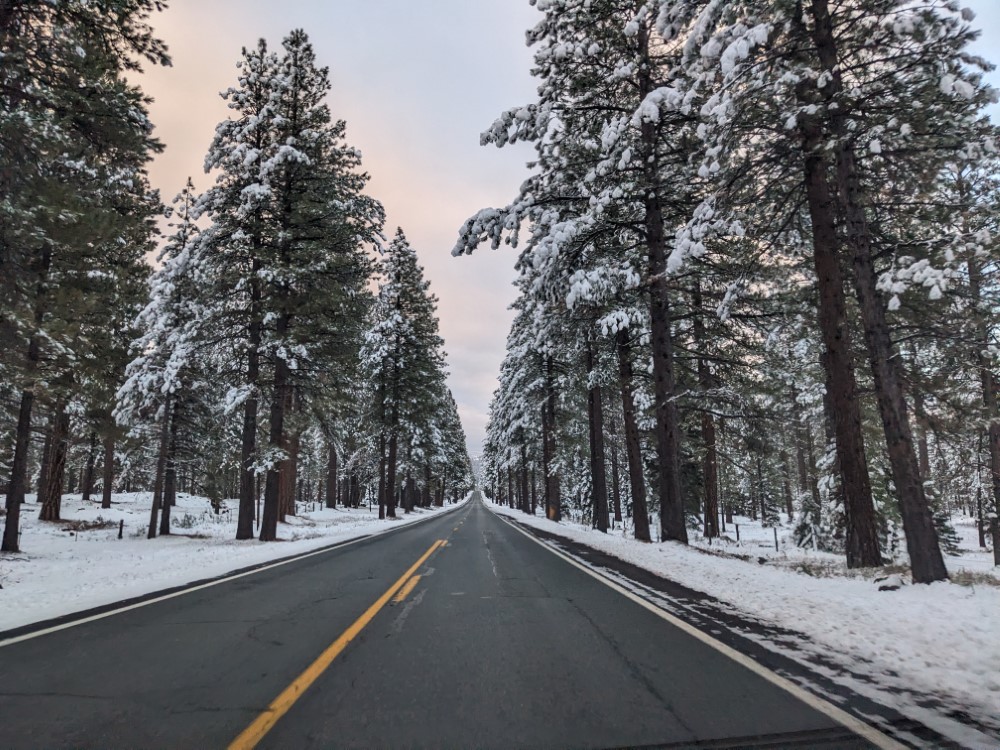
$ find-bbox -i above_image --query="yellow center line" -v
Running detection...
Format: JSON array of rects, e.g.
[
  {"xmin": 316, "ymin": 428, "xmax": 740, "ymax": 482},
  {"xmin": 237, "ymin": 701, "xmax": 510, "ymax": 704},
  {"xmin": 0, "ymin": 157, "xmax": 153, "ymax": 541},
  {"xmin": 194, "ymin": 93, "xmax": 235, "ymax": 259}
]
[
  {"xmin": 228, "ymin": 539, "xmax": 446, "ymax": 750},
  {"xmin": 392, "ymin": 574, "xmax": 421, "ymax": 604}
]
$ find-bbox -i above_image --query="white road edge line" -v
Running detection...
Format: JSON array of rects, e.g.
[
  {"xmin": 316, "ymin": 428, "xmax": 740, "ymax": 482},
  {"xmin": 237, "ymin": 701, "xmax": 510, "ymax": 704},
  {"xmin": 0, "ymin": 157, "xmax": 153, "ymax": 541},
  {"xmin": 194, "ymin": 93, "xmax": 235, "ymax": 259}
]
[
  {"xmin": 493, "ymin": 511, "xmax": 906, "ymax": 750},
  {"xmin": 0, "ymin": 498, "xmax": 473, "ymax": 650}
]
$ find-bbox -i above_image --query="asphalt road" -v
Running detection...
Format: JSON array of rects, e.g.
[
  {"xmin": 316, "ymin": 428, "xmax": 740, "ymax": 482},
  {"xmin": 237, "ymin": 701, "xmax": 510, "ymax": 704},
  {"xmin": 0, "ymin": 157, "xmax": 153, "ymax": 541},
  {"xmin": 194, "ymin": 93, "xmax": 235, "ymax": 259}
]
[{"xmin": 0, "ymin": 494, "xmax": 878, "ymax": 749}]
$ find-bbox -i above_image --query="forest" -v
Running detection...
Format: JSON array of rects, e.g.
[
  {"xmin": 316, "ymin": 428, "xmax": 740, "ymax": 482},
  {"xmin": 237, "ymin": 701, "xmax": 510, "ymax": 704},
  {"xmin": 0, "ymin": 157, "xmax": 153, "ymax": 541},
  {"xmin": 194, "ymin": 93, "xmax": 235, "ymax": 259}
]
[
  {"xmin": 460, "ymin": 0, "xmax": 1000, "ymax": 584},
  {"xmin": 1, "ymin": 5, "xmax": 475, "ymax": 553}
]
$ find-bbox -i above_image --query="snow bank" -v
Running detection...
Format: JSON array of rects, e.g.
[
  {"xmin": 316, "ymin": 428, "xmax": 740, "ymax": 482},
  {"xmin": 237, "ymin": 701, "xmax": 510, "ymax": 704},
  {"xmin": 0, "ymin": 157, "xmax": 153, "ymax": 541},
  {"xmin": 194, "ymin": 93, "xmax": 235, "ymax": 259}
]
[{"xmin": 0, "ymin": 492, "xmax": 465, "ymax": 633}]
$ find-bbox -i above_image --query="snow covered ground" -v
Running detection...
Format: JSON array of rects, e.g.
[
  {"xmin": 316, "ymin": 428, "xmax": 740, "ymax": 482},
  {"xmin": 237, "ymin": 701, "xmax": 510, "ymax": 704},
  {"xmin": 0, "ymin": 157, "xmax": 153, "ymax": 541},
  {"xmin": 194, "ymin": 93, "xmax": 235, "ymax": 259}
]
[
  {"xmin": 0, "ymin": 492, "xmax": 466, "ymax": 634},
  {"xmin": 490, "ymin": 503, "xmax": 1000, "ymax": 748}
]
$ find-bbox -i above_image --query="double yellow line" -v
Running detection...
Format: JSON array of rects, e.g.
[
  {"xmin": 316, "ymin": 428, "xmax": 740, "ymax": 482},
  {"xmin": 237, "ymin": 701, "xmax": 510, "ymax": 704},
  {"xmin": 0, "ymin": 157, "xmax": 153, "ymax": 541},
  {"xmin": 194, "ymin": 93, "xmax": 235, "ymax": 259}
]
[{"xmin": 229, "ymin": 539, "xmax": 445, "ymax": 749}]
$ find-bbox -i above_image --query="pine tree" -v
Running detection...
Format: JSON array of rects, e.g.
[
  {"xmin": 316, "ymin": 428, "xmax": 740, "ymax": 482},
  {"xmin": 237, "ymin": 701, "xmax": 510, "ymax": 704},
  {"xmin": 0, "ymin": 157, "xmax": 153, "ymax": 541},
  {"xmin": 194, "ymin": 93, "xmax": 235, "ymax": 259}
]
[
  {"xmin": 194, "ymin": 30, "xmax": 383, "ymax": 541},
  {"xmin": 1, "ymin": 0, "xmax": 168, "ymax": 550}
]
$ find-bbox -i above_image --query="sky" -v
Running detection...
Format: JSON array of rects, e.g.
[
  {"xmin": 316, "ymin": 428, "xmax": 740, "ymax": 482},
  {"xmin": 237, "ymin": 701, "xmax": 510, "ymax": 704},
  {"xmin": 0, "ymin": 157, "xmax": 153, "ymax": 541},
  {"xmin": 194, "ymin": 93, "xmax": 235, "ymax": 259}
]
[{"xmin": 137, "ymin": 0, "xmax": 999, "ymax": 457}]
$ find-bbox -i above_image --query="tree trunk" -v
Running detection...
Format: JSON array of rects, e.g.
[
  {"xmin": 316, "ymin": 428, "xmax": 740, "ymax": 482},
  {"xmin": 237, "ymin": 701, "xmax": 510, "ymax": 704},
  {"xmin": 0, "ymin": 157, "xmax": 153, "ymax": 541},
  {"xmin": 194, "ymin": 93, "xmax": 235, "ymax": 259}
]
[
  {"xmin": 404, "ymin": 474, "xmax": 415, "ymax": 514},
  {"xmin": 779, "ymin": 429, "xmax": 794, "ymax": 523},
  {"xmin": 520, "ymin": 444, "xmax": 530, "ymax": 515},
  {"xmin": 236, "ymin": 265, "xmax": 262, "ymax": 539},
  {"xmin": 39, "ymin": 405, "xmax": 70, "ymax": 522},
  {"xmin": 37, "ymin": 427, "xmax": 52, "ymax": 501},
  {"xmin": 280, "ymin": 428, "xmax": 299, "ymax": 520},
  {"xmin": 81, "ymin": 431, "xmax": 98, "ymax": 502},
  {"xmin": 806, "ymin": 0, "xmax": 944, "ymax": 582},
  {"xmin": 637, "ymin": 25, "xmax": 686, "ymax": 544},
  {"xmin": 693, "ymin": 283, "xmax": 720, "ymax": 539},
  {"xmin": 913, "ymin": 388, "xmax": 932, "ymax": 481},
  {"xmin": 507, "ymin": 467, "xmax": 514, "ymax": 510},
  {"xmin": 326, "ymin": 441, "xmax": 338, "ymax": 509},
  {"xmin": 542, "ymin": 356, "xmax": 561, "ymax": 521},
  {"xmin": 260, "ymin": 347, "xmax": 290, "ymax": 541},
  {"xmin": 159, "ymin": 401, "xmax": 181, "ymax": 535},
  {"xmin": 147, "ymin": 401, "xmax": 172, "ymax": 539},
  {"xmin": 2, "ymin": 388, "xmax": 35, "ymax": 552},
  {"xmin": 424, "ymin": 463, "xmax": 433, "ymax": 509},
  {"xmin": 530, "ymin": 466, "xmax": 537, "ymax": 515},
  {"xmin": 795, "ymin": 79, "xmax": 882, "ymax": 568},
  {"xmin": 3, "ymin": 244, "xmax": 52, "ymax": 550},
  {"xmin": 968, "ymin": 256, "xmax": 1000, "ymax": 540},
  {"xmin": 609, "ymin": 421, "xmax": 622, "ymax": 525},
  {"xmin": 790, "ymin": 386, "xmax": 814, "ymax": 511},
  {"xmin": 386, "ymin": 429, "xmax": 398, "ymax": 518},
  {"xmin": 644, "ymin": 196, "xmax": 686, "ymax": 543},
  {"xmin": 616, "ymin": 330, "xmax": 651, "ymax": 542},
  {"xmin": 585, "ymin": 338, "xmax": 610, "ymax": 533},
  {"xmin": 378, "ymin": 434, "xmax": 387, "ymax": 519},
  {"xmin": 101, "ymin": 434, "xmax": 115, "ymax": 509}
]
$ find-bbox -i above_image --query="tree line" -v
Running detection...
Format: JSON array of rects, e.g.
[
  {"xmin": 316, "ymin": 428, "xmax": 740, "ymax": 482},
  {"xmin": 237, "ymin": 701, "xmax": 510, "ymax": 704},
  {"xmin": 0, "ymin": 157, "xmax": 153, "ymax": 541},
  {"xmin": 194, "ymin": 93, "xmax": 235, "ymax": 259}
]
[
  {"xmin": 1, "ymin": 3, "xmax": 474, "ymax": 553},
  {"xmin": 458, "ymin": 0, "xmax": 1000, "ymax": 583}
]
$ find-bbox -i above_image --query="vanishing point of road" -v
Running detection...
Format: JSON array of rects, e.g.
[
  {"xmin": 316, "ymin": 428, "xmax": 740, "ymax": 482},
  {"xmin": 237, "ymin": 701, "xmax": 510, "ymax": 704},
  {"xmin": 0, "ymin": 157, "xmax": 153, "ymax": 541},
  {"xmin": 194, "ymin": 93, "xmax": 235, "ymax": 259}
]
[{"xmin": 0, "ymin": 493, "xmax": 887, "ymax": 748}]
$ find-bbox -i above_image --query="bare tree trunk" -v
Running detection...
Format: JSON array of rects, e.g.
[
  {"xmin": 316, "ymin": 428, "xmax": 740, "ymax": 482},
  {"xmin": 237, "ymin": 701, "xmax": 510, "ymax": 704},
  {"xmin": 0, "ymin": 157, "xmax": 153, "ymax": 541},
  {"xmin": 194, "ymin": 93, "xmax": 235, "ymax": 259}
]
[
  {"xmin": 585, "ymin": 338, "xmax": 610, "ymax": 533},
  {"xmin": 101, "ymin": 434, "xmax": 115, "ymax": 510},
  {"xmin": 616, "ymin": 330, "xmax": 650, "ymax": 542},
  {"xmin": 39, "ymin": 405, "xmax": 70, "ymax": 522}
]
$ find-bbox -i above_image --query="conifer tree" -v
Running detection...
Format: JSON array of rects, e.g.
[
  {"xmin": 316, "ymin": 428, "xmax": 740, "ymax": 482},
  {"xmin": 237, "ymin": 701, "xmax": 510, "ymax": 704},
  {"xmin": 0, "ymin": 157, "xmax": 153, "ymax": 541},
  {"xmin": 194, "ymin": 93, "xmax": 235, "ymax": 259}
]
[{"xmin": 1, "ymin": 0, "xmax": 168, "ymax": 550}]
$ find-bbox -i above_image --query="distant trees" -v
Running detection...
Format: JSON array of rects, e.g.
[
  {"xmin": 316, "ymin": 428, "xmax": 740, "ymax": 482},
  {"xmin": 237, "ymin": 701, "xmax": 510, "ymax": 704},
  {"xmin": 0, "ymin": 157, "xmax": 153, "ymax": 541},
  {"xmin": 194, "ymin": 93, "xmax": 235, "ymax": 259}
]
[
  {"xmin": 464, "ymin": 0, "xmax": 998, "ymax": 580},
  {"xmin": 363, "ymin": 230, "xmax": 474, "ymax": 520}
]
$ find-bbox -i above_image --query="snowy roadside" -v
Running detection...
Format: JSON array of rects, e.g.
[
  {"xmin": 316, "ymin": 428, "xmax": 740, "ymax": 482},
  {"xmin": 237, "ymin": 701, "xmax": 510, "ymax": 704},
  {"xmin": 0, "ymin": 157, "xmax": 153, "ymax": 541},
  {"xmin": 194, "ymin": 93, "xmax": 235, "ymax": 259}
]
[
  {"xmin": 0, "ymin": 492, "xmax": 467, "ymax": 634},
  {"xmin": 489, "ymin": 503, "xmax": 1000, "ymax": 747}
]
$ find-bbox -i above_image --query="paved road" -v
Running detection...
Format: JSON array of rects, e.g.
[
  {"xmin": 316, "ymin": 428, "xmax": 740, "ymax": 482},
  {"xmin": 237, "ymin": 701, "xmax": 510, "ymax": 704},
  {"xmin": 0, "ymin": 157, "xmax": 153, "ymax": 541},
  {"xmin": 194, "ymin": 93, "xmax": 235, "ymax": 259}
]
[{"xmin": 0, "ymin": 494, "xmax": 876, "ymax": 749}]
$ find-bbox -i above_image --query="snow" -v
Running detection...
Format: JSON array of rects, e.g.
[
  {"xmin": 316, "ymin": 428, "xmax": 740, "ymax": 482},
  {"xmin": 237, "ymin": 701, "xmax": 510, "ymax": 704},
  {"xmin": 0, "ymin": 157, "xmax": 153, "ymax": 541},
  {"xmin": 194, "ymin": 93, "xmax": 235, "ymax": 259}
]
[
  {"xmin": 0, "ymin": 492, "xmax": 468, "ymax": 634},
  {"xmin": 488, "ymin": 503, "xmax": 1000, "ymax": 746}
]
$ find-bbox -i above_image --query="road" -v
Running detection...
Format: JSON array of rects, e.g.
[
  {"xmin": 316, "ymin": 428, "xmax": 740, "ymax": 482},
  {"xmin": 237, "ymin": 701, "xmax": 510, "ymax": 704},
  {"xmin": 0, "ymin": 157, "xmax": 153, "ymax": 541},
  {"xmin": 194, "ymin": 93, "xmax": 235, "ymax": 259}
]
[{"xmin": 0, "ymin": 493, "xmax": 879, "ymax": 749}]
